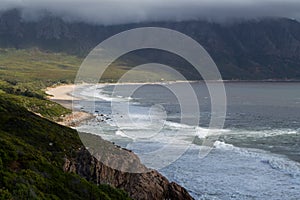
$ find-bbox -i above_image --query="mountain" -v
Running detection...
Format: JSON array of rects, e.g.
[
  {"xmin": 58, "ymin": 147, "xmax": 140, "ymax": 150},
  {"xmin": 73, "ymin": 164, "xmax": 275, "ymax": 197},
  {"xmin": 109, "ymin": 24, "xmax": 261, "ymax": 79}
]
[{"xmin": 1, "ymin": 9, "xmax": 300, "ymax": 80}]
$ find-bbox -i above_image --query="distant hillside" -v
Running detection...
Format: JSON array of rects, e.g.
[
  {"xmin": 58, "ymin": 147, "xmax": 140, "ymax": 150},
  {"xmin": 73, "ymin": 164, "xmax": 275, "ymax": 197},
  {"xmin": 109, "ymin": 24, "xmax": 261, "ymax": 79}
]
[{"xmin": 1, "ymin": 9, "xmax": 300, "ymax": 80}]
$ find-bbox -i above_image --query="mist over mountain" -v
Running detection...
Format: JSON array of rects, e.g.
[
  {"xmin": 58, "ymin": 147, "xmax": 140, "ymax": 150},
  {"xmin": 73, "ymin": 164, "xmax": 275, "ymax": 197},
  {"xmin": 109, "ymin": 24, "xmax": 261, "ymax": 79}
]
[
  {"xmin": 1, "ymin": 0, "xmax": 300, "ymax": 25},
  {"xmin": 1, "ymin": 9, "xmax": 300, "ymax": 80}
]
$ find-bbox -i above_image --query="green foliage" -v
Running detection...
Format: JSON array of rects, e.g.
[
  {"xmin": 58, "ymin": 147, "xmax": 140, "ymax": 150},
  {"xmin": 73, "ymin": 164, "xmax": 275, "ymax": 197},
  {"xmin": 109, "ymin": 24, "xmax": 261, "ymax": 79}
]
[
  {"xmin": 0, "ymin": 47, "xmax": 135, "ymax": 199},
  {"xmin": 0, "ymin": 90, "xmax": 71, "ymax": 121},
  {"xmin": 0, "ymin": 48, "xmax": 174, "ymax": 85},
  {"xmin": 0, "ymin": 94, "xmax": 131, "ymax": 199},
  {"xmin": 0, "ymin": 48, "xmax": 80, "ymax": 86},
  {"xmin": 0, "ymin": 188, "xmax": 13, "ymax": 200},
  {"xmin": 99, "ymin": 184, "xmax": 132, "ymax": 200}
]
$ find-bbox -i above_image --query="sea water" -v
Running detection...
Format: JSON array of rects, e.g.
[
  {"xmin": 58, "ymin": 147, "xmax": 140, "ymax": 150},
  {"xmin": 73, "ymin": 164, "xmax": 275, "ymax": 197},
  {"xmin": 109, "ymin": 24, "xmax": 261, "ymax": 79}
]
[{"xmin": 74, "ymin": 82, "xmax": 300, "ymax": 200}]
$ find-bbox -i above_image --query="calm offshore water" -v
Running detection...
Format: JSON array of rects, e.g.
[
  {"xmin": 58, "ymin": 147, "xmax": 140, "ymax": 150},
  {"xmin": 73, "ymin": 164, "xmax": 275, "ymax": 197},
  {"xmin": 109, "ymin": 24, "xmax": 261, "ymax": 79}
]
[{"xmin": 75, "ymin": 82, "xmax": 300, "ymax": 200}]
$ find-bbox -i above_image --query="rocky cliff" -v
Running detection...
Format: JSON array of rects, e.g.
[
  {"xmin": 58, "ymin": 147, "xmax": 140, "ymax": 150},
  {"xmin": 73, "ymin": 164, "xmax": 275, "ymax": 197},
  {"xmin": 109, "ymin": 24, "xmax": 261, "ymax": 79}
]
[
  {"xmin": 63, "ymin": 132, "xmax": 193, "ymax": 200},
  {"xmin": 0, "ymin": 92, "xmax": 193, "ymax": 199}
]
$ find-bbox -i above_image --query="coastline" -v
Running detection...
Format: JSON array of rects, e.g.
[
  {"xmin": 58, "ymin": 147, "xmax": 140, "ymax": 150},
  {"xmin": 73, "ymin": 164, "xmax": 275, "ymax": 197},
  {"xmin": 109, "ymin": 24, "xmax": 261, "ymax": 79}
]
[
  {"xmin": 45, "ymin": 80, "xmax": 299, "ymax": 126},
  {"xmin": 46, "ymin": 84, "xmax": 94, "ymax": 127},
  {"xmin": 45, "ymin": 82, "xmax": 300, "ymax": 199},
  {"xmin": 46, "ymin": 84, "xmax": 79, "ymax": 109},
  {"xmin": 45, "ymin": 84, "xmax": 194, "ymax": 200}
]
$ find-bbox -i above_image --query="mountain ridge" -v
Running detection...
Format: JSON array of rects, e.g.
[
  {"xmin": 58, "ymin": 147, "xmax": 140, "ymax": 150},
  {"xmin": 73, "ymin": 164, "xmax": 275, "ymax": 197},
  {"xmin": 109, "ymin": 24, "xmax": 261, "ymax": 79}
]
[{"xmin": 1, "ymin": 9, "xmax": 300, "ymax": 79}]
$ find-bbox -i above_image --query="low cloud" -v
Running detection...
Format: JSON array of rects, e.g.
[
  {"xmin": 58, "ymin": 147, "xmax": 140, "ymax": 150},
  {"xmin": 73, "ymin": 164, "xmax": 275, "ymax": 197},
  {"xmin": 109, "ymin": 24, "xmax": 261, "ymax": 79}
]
[{"xmin": 1, "ymin": 0, "xmax": 300, "ymax": 24}]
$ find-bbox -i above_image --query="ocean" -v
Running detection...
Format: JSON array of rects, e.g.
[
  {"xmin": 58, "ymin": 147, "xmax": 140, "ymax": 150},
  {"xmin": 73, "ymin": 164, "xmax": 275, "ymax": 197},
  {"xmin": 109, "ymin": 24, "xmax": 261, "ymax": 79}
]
[{"xmin": 73, "ymin": 82, "xmax": 300, "ymax": 200}]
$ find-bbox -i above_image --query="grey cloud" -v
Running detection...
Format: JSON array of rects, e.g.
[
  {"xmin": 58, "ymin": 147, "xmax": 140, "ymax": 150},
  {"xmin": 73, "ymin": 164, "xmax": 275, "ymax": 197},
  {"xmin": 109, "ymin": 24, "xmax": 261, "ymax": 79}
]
[{"xmin": 1, "ymin": 0, "xmax": 300, "ymax": 24}]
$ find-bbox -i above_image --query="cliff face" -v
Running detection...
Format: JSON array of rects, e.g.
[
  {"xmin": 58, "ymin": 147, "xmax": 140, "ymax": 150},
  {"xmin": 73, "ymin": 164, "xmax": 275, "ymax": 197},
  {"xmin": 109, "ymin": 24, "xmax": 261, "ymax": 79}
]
[
  {"xmin": 0, "ymin": 95, "xmax": 132, "ymax": 199},
  {"xmin": 63, "ymin": 132, "xmax": 193, "ymax": 200},
  {"xmin": 0, "ymin": 92, "xmax": 193, "ymax": 199},
  {"xmin": 1, "ymin": 9, "xmax": 300, "ymax": 79}
]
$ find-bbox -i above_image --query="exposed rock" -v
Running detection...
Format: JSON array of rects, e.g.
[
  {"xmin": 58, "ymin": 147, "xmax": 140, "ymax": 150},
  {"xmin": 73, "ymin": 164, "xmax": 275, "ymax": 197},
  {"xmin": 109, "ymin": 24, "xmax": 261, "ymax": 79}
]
[
  {"xmin": 57, "ymin": 111, "xmax": 95, "ymax": 127},
  {"xmin": 63, "ymin": 132, "xmax": 193, "ymax": 200}
]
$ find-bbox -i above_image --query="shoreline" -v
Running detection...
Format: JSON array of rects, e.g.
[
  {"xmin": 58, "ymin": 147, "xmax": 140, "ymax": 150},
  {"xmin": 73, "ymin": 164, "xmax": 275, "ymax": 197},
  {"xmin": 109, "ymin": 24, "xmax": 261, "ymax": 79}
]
[
  {"xmin": 45, "ymin": 82, "xmax": 300, "ymax": 199},
  {"xmin": 46, "ymin": 80, "xmax": 300, "ymax": 126},
  {"xmin": 45, "ymin": 84, "xmax": 194, "ymax": 199},
  {"xmin": 46, "ymin": 84, "xmax": 80, "ymax": 107},
  {"xmin": 46, "ymin": 84, "xmax": 95, "ymax": 127}
]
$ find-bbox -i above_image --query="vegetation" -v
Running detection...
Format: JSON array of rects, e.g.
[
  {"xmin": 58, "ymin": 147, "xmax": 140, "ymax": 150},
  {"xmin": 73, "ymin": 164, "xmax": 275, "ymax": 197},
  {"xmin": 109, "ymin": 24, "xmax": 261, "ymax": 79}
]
[
  {"xmin": 0, "ymin": 48, "xmax": 180, "ymax": 85},
  {"xmin": 2, "ymin": 9, "xmax": 300, "ymax": 80},
  {"xmin": 0, "ymin": 48, "xmax": 80, "ymax": 86},
  {"xmin": 0, "ymin": 48, "xmax": 178, "ymax": 200},
  {"xmin": 0, "ymin": 94, "xmax": 131, "ymax": 199},
  {"xmin": 0, "ymin": 48, "xmax": 132, "ymax": 199}
]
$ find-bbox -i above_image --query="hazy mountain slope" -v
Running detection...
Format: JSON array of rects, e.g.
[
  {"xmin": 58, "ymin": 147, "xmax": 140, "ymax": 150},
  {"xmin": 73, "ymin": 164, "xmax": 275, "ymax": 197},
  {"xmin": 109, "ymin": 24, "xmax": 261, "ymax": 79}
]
[{"xmin": 1, "ymin": 9, "xmax": 300, "ymax": 79}]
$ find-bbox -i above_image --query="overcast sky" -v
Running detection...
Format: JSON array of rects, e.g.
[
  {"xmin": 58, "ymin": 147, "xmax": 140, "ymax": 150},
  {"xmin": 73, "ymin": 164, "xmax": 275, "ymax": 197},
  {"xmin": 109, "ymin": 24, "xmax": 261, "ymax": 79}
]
[{"xmin": 1, "ymin": 0, "xmax": 300, "ymax": 24}]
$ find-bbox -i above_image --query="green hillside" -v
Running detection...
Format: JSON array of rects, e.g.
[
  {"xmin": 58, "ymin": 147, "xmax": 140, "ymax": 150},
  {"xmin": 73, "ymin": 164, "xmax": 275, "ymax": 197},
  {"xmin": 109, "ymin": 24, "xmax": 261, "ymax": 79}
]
[
  {"xmin": 0, "ymin": 93, "xmax": 131, "ymax": 199},
  {"xmin": 0, "ymin": 48, "xmax": 132, "ymax": 199}
]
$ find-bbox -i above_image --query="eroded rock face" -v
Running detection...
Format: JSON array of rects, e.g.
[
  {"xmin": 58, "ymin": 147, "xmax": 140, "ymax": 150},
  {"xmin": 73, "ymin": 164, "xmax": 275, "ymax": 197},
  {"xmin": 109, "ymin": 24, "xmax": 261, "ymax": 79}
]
[{"xmin": 63, "ymin": 133, "xmax": 193, "ymax": 200}]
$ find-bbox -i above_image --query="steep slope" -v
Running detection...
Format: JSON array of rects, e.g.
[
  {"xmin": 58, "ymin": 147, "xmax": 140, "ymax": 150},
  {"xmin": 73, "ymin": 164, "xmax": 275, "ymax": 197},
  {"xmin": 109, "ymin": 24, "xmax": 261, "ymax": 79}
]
[
  {"xmin": 0, "ymin": 92, "xmax": 193, "ymax": 199},
  {"xmin": 1, "ymin": 9, "xmax": 300, "ymax": 79},
  {"xmin": 0, "ymin": 93, "xmax": 131, "ymax": 199}
]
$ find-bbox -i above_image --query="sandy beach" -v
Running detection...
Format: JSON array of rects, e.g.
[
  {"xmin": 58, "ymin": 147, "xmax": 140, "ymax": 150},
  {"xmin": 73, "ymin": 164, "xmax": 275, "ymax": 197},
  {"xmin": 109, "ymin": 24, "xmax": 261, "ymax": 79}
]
[
  {"xmin": 46, "ymin": 84, "xmax": 80, "ymax": 108},
  {"xmin": 46, "ymin": 84, "xmax": 94, "ymax": 127}
]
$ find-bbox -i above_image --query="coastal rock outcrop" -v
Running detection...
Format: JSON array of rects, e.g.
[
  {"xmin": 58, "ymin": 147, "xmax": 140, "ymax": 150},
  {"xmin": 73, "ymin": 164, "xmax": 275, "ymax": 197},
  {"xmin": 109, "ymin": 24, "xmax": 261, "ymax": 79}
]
[{"xmin": 63, "ymin": 132, "xmax": 193, "ymax": 200}]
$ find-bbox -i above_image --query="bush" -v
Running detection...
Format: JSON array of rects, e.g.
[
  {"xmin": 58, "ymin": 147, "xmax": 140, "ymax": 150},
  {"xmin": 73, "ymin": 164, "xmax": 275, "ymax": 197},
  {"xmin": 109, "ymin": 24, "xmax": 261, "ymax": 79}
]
[{"xmin": 0, "ymin": 94, "xmax": 132, "ymax": 199}]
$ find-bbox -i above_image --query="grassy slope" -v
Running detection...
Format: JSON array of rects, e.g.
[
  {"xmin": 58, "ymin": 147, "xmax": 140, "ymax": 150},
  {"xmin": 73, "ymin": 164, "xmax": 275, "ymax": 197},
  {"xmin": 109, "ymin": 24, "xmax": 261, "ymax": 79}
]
[
  {"xmin": 0, "ymin": 48, "xmax": 132, "ymax": 199},
  {"xmin": 0, "ymin": 48, "xmax": 151, "ymax": 121},
  {"xmin": 0, "ymin": 48, "xmax": 80, "ymax": 85},
  {"xmin": 0, "ymin": 94, "xmax": 131, "ymax": 199},
  {"xmin": 0, "ymin": 48, "xmax": 179, "ymax": 85}
]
